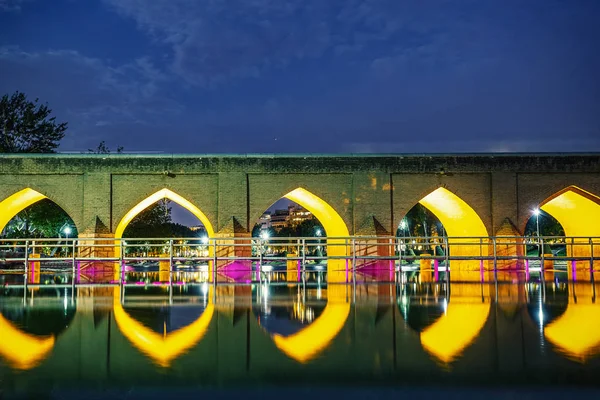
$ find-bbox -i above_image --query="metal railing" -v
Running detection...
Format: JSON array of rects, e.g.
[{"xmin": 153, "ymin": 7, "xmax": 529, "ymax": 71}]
[{"xmin": 1, "ymin": 235, "xmax": 599, "ymax": 289}]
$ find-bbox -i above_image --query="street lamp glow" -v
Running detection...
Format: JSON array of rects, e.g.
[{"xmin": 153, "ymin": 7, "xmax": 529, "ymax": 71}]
[
  {"xmin": 63, "ymin": 226, "xmax": 72, "ymax": 236},
  {"xmin": 201, "ymin": 236, "xmax": 209, "ymax": 245},
  {"xmin": 315, "ymin": 229, "xmax": 322, "ymax": 237},
  {"xmin": 260, "ymin": 231, "xmax": 270, "ymax": 240},
  {"xmin": 533, "ymin": 208, "xmax": 540, "ymax": 216},
  {"xmin": 399, "ymin": 219, "xmax": 407, "ymax": 230}
]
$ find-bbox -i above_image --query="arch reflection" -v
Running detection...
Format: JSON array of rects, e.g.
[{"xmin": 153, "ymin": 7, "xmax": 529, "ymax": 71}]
[
  {"xmin": 255, "ymin": 285, "xmax": 350, "ymax": 363},
  {"xmin": 113, "ymin": 288, "xmax": 214, "ymax": 367},
  {"xmin": 0, "ymin": 313, "xmax": 55, "ymax": 370},
  {"xmin": 404, "ymin": 284, "xmax": 491, "ymax": 364},
  {"xmin": 0, "ymin": 299, "xmax": 76, "ymax": 370},
  {"xmin": 544, "ymin": 284, "xmax": 600, "ymax": 362}
]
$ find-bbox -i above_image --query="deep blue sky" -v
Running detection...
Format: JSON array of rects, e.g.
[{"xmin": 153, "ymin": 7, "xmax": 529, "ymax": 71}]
[{"xmin": 1, "ymin": 0, "xmax": 599, "ymax": 153}]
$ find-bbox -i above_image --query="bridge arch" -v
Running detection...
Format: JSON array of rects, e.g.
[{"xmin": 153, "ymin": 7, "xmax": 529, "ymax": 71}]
[
  {"xmin": 0, "ymin": 188, "xmax": 80, "ymax": 235},
  {"xmin": 397, "ymin": 187, "xmax": 489, "ymax": 280},
  {"xmin": 531, "ymin": 186, "xmax": 600, "ymax": 278},
  {"xmin": 253, "ymin": 187, "xmax": 350, "ymax": 282},
  {"xmin": 536, "ymin": 186, "xmax": 600, "ymax": 240},
  {"xmin": 114, "ymin": 188, "xmax": 215, "ymax": 239}
]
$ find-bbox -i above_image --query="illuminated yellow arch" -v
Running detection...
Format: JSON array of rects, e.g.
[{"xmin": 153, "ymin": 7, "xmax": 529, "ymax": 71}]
[
  {"xmin": 414, "ymin": 187, "xmax": 489, "ymax": 279},
  {"xmin": 269, "ymin": 285, "xmax": 351, "ymax": 363},
  {"xmin": 114, "ymin": 188, "xmax": 215, "ymax": 238},
  {"xmin": 540, "ymin": 186, "xmax": 600, "ymax": 248},
  {"xmin": 112, "ymin": 289, "xmax": 214, "ymax": 367},
  {"xmin": 544, "ymin": 303, "xmax": 600, "ymax": 362},
  {"xmin": 0, "ymin": 313, "xmax": 55, "ymax": 370},
  {"xmin": 419, "ymin": 188, "xmax": 488, "ymax": 238},
  {"xmin": 0, "ymin": 188, "xmax": 48, "ymax": 232},
  {"xmin": 284, "ymin": 188, "xmax": 350, "ymax": 282},
  {"xmin": 420, "ymin": 301, "xmax": 490, "ymax": 364}
]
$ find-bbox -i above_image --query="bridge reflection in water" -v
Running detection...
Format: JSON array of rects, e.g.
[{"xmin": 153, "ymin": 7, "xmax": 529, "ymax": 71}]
[{"xmin": 2, "ymin": 281, "xmax": 600, "ymax": 395}]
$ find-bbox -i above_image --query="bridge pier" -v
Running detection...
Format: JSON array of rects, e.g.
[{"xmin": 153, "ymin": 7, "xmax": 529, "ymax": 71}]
[{"xmin": 77, "ymin": 233, "xmax": 117, "ymax": 283}]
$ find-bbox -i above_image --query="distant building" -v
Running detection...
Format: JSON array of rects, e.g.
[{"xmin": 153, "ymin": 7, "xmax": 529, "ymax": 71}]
[
  {"xmin": 258, "ymin": 205, "xmax": 314, "ymax": 233},
  {"xmin": 288, "ymin": 205, "xmax": 313, "ymax": 227},
  {"xmin": 258, "ymin": 212, "xmax": 272, "ymax": 230},
  {"xmin": 269, "ymin": 209, "xmax": 290, "ymax": 231},
  {"xmin": 189, "ymin": 225, "xmax": 207, "ymax": 233}
]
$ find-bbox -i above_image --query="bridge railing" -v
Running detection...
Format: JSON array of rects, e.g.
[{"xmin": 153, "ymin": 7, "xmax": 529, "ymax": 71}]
[{"xmin": 0, "ymin": 235, "xmax": 598, "ymax": 287}]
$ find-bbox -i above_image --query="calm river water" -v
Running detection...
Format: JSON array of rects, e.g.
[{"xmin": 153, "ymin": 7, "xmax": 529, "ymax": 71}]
[{"xmin": 2, "ymin": 282, "xmax": 600, "ymax": 399}]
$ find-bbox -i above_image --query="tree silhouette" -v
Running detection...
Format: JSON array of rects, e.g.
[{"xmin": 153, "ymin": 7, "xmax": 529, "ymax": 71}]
[{"xmin": 1, "ymin": 91, "xmax": 66, "ymax": 153}]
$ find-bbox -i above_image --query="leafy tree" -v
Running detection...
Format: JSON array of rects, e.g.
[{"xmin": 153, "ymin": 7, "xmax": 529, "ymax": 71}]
[
  {"xmin": 122, "ymin": 200, "xmax": 202, "ymax": 239},
  {"xmin": 251, "ymin": 223, "xmax": 262, "ymax": 237},
  {"xmin": 524, "ymin": 211, "xmax": 565, "ymax": 237},
  {"xmin": 1, "ymin": 199, "xmax": 76, "ymax": 239},
  {"xmin": 1, "ymin": 92, "xmax": 67, "ymax": 153}
]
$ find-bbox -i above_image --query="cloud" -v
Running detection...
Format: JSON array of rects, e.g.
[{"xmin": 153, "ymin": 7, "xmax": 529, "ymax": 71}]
[
  {"xmin": 0, "ymin": 47, "xmax": 183, "ymax": 150},
  {"xmin": 102, "ymin": 0, "xmax": 462, "ymax": 85},
  {"xmin": 0, "ymin": 0, "xmax": 31, "ymax": 12}
]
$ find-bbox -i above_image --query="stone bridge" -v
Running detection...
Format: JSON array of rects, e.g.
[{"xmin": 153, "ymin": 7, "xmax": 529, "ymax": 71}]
[{"xmin": 1, "ymin": 153, "xmax": 599, "ymax": 281}]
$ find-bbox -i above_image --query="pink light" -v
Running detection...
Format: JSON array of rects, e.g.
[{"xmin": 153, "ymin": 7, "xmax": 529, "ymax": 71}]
[
  {"xmin": 571, "ymin": 260, "xmax": 577, "ymax": 281},
  {"xmin": 479, "ymin": 260, "xmax": 484, "ymax": 282},
  {"xmin": 525, "ymin": 259, "xmax": 530, "ymax": 281},
  {"xmin": 434, "ymin": 259, "xmax": 439, "ymax": 282},
  {"xmin": 345, "ymin": 259, "xmax": 349, "ymax": 283}
]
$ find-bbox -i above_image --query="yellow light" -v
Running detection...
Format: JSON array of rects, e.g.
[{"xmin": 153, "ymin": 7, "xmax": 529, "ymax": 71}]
[
  {"xmin": 0, "ymin": 188, "xmax": 47, "ymax": 232},
  {"xmin": 420, "ymin": 301, "xmax": 490, "ymax": 364},
  {"xmin": 284, "ymin": 188, "xmax": 350, "ymax": 282},
  {"xmin": 541, "ymin": 187, "xmax": 600, "ymax": 239},
  {"xmin": 419, "ymin": 188, "xmax": 489, "ymax": 277},
  {"xmin": 544, "ymin": 303, "xmax": 600, "ymax": 362},
  {"xmin": 271, "ymin": 285, "xmax": 350, "ymax": 363},
  {"xmin": 0, "ymin": 313, "xmax": 55, "ymax": 370},
  {"xmin": 112, "ymin": 289, "xmax": 214, "ymax": 367},
  {"xmin": 419, "ymin": 187, "xmax": 488, "ymax": 238}
]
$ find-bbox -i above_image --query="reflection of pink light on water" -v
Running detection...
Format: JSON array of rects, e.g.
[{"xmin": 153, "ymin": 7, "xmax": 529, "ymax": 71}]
[{"xmin": 219, "ymin": 261, "xmax": 253, "ymax": 282}]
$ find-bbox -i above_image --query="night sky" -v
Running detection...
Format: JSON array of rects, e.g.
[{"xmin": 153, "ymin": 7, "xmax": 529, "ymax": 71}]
[{"xmin": 1, "ymin": 0, "xmax": 599, "ymax": 154}]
